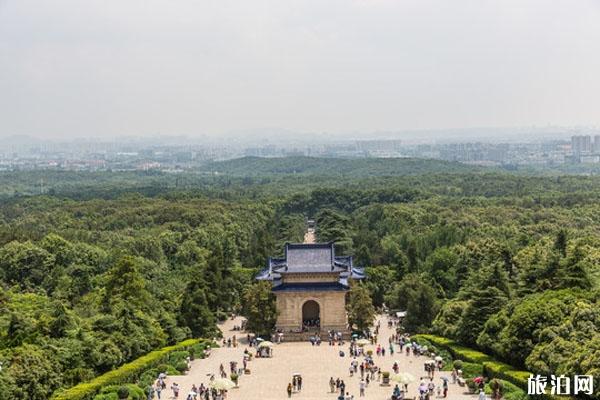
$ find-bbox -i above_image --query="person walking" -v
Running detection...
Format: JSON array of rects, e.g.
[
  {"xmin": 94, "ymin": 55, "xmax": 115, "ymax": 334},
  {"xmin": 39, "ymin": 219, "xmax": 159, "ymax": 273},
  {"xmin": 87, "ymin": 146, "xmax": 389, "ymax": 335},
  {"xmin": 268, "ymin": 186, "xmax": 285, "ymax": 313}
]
[
  {"xmin": 287, "ymin": 383, "xmax": 293, "ymax": 398},
  {"xmin": 478, "ymin": 389, "xmax": 487, "ymax": 400},
  {"xmin": 330, "ymin": 377, "xmax": 336, "ymax": 393},
  {"xmin": 171, "ymin": 382, "xmax": 180, "ymax": 399},
  {"xmin": 359, "ymin": 379, "xmax": 366, "ymax": 397}
]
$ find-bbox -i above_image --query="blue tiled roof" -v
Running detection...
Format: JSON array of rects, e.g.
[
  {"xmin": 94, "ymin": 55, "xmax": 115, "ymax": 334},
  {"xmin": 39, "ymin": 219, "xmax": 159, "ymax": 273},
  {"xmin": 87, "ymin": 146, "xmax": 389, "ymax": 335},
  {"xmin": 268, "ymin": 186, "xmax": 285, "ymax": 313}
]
[
  {"xmin": 257, "ymin": 242, "xmax": 366, "ymax": 285},
  {"xmin": 272, "ymin": 282, "xmax": 349, "ymax": 292}
]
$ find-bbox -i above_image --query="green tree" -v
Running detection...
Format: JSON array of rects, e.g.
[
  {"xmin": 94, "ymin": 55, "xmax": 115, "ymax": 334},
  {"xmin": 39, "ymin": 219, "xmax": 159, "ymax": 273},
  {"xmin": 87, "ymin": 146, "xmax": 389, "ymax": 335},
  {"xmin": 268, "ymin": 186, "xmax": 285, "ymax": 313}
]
[
  {"xmin": 456, "ymin": 262, "xmax": 510, "ymax": 345},
  {"xmin": 424, "ymin": 247, "xmax": 459, "ymax": 297},
  {"xmin": 347, "ymin": 283, "xmax": 376, "ymax": 332},
  {"xmin": 553, "ymin": 229, "xmax": 567, "ymax": 257},
  {"xmin": 364, "ymin": 265, "xmax": 396, "ymax": 307},
  {"xmin": 556, "ymin": 245, "xmax": 592, "ymax": 290},
  {"xmin": 102, "ymin": 256, "xmax": 150, "ymax": 312},
  {"xmin": 242, "ymin": 281, "xmax": 278, "ymax": 335},
  {"xmin": 380, "ymin": 235, "xmax": 409, "ymax": 278},
  {"xmin": 0, "ymin": 241, "xmax": 55, "ymax": 288},
  {"xmin": 179, "ymin": 261, "xmax": 218, "ymax": 338},
  {"xmin": 5, "ymin": 344, "xmax": 62, "ymax": 400},
  {"xmin": 386, "ymin": 273, "xmax": 440, "ymax": 332}
]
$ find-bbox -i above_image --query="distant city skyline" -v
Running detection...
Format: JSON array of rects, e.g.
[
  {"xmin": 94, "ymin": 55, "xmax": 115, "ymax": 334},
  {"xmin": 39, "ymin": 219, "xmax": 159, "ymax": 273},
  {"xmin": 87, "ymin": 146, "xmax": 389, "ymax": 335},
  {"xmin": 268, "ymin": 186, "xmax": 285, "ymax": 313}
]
[
  {"xmin": 1, "ymin": 1, "xmax": 599, "ymax": 139},
  {"xmin": 0, "ymin": 125, "xmax": 599, "ymax": 145}
]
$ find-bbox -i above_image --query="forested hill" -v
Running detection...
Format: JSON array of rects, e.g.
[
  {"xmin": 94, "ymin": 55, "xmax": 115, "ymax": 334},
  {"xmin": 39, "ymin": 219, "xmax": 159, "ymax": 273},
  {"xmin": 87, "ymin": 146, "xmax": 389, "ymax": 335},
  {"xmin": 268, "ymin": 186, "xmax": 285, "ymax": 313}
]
[{"xmin": 200, "ymin": 156, "xmax": 481, "ymax": 176}]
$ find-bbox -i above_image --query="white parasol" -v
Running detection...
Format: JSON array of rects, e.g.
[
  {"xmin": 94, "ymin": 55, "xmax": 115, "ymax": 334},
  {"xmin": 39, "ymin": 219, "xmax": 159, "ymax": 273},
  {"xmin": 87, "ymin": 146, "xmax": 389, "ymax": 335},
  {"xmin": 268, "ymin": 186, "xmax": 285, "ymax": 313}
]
[
  {"xmin": 209, "ymin": 378, "xmax": 236, "ymax": 391},
  {"xmin": 391, "ymin": 372, "xmax": 416, "ymax": 385}
]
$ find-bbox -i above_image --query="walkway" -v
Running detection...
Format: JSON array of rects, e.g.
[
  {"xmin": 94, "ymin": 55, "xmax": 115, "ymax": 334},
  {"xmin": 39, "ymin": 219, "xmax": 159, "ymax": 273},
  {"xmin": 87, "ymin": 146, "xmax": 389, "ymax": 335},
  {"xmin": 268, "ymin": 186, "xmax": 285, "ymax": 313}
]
[
  {"xmin": 304, "ymin": 227, "xmax": 316, "ymax": 244},
  {"xmin": 165, "ymin": 315, "xmax": 478, "ymax": 400}
]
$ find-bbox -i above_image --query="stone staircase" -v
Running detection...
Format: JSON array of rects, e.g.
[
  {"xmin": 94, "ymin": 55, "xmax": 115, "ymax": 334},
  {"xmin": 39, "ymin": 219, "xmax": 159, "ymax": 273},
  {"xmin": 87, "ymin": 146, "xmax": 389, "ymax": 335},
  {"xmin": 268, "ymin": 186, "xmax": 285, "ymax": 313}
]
[{"xmin": 276, "ymin": 330, "xmax": 352, "ymax": 342}]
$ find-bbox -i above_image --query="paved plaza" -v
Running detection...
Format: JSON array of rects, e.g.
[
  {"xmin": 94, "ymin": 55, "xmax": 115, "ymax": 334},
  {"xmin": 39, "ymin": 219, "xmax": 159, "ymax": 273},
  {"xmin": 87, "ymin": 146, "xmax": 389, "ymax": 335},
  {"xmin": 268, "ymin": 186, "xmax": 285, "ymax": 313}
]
[{"xmin": 165, "ymin": 316, "xmax": 478, "ymax": 400}]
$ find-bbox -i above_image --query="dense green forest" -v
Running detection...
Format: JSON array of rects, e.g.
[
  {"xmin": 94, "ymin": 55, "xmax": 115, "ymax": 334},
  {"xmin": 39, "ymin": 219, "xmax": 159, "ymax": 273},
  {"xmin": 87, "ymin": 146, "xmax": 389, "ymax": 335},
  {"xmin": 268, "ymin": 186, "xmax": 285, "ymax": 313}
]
[
  {"xmin": 200, "ymin": 156, "xmax": 480, "ymax": 176},
  {"xmin": 0, "ymin": 157, "xmax": 599, "ymax": 399}
]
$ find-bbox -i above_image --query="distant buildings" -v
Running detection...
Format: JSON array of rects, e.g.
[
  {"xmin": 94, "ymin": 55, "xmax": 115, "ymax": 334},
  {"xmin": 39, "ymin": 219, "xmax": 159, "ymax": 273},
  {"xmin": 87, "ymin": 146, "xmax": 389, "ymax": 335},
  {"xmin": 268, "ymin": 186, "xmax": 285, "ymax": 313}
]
[
  {"xmin": 3, "ymin": 132, "xmax": 600, "ymax": 170},
  {"xmin": 571, "ymin": 135, "xmax": 592, "ymax": 154},
  {"xmin": 570, "ymin": 135, "xmax": 600, "ymax": 163}
]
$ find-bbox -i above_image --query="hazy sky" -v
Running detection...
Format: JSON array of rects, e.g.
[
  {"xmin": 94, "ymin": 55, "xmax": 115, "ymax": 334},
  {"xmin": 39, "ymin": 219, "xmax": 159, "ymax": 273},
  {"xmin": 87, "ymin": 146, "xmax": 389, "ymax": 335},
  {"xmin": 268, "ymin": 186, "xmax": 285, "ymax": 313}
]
[{"xmin": 1, "ymin": 0, "xmax": 599, "ymax": 139}]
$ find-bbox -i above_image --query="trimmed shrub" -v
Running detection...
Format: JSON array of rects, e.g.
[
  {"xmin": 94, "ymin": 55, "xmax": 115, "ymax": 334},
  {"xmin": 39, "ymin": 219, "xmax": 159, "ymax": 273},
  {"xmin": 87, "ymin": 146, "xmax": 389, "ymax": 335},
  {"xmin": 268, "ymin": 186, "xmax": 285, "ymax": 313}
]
[
  {"xmin": 483, "ymin": 361, "xmax": 529, "ymax": 389},
  {"xmin": 461, "ymin": 362, "xmax": 483, "ymax": 378},
  {"xmin": 413, "ymin": 334, "xmax": 532, "ymax": 392},
  {"xmin": 168, "ymin": 351, "xmax": 189, "ymax": 364},
  {"xmin": 52, "ymin": 339, "xmax": 211, "ymax": 400},
  {"xmin": 190, "ymin": 343, "xmax": 209, "ymax": 359},
  {"xmin": 116, "ymin": 386, "xmax": 129, "ymax": 400},
  {"xmin": 138, "ymin": 369, "xmax": 158, "ymax": 388},
  {"xmin": 93, "ymin": 384, "xmax": 144, "ymax": 400},
  {"xmin": 485, "ymin": 379, "xmax": 527, "ymax": 400},
  {"xmin": 174, "ymin": 360, "xmax": 188, "ymax": 374}
]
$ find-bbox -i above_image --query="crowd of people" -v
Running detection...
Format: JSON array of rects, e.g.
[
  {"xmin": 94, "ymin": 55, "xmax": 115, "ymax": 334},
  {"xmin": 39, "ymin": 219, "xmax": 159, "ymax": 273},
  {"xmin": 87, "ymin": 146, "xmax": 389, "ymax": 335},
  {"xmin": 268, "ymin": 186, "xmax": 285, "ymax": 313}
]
[
  {"xmin": 149, "ymin": 314, "xmax": 481, "ymax": 400},
  {"xmin": 302, "ymin": 317, "xmax": 320, "ymax": 330},
  {"xmin": 286, "ymin": 374, "xmax": 304, "ymax": 397}
]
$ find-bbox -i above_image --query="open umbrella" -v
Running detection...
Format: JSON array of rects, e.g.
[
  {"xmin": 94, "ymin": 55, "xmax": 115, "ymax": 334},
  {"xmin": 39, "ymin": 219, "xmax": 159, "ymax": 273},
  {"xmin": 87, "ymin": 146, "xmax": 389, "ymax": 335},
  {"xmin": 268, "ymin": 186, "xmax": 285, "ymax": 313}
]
[
  {"xmin": 209, "ymin": 378, "xmax": 236, "ymax": 391},
  {"xmin": 434, "ymin": 356, "xmax": 443, "ymax": 362},
  {"xmin": 356, "ymin": 338, "xmax": 371, "ymax": 346},
  {"xmin": 258, "ymin": 341, "xmax": 274, "ymax": 348},
  {"xmin": 391, "ymin": 372, "xmax": 415, "ymax": 385}
]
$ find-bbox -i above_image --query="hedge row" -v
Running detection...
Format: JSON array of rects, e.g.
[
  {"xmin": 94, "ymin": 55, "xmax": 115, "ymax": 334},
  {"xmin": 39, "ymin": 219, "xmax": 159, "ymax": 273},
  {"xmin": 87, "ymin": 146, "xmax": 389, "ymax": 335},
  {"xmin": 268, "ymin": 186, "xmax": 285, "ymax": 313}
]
[
  {"xmin": 413, "ymin": 335, "xmax": 529, "ymax": 389},
  {"xmin": 413, "ymin": 334, "xmax": 568, "ymax": 400},
  {"xmin": 51, "ymin": 339, "xmax": 212, "ymax": 400}
]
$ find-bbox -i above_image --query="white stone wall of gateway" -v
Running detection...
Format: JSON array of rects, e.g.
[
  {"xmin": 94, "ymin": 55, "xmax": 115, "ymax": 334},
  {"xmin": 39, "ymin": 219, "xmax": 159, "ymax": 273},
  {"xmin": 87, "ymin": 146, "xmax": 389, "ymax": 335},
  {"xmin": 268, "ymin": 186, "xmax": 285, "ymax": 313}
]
[{"xmin": 275, "ymin": 291, "xmax": 347, "ymax": 332}]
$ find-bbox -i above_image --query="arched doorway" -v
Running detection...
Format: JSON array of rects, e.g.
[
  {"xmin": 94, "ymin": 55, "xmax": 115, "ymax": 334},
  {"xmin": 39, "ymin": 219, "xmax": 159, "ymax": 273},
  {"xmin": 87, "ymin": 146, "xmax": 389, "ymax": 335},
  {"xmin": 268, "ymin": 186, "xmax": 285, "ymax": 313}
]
[{"xmin": 302, "ymin": 300, "xmax": 320, "ymax": 328}]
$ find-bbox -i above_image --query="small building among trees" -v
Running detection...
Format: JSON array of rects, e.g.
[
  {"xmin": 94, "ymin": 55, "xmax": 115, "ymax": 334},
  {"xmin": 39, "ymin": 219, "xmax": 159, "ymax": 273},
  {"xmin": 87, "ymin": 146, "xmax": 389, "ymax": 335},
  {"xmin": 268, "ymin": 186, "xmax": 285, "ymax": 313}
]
[{"xmin": 256, "ymin": 242, "xmax": 365, "ymax": 338}]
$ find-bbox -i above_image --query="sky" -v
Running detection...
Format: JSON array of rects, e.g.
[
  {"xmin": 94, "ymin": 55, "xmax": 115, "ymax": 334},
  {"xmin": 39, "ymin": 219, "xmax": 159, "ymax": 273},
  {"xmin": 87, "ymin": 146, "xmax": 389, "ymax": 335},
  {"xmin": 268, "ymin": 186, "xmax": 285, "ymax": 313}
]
[{"xmin": 0, "ymin": 0, "xmax": 599, "ymax": 140}]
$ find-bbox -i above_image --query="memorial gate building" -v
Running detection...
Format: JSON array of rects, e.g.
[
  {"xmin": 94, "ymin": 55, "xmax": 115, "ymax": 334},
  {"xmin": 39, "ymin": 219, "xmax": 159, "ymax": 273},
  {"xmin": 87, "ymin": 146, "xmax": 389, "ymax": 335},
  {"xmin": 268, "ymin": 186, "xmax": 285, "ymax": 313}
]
[{"xmin": 256, "ymin": 242, "xmax": 365, "ymax": 338}]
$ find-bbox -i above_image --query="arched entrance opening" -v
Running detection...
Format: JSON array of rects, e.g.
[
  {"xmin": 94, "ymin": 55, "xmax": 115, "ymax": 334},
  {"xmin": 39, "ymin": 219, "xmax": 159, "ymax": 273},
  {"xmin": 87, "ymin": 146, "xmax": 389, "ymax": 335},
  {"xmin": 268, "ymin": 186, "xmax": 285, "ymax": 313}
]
[{"xmin": 302, "ymin": 300, "xmax": 320, "ymax": 329}]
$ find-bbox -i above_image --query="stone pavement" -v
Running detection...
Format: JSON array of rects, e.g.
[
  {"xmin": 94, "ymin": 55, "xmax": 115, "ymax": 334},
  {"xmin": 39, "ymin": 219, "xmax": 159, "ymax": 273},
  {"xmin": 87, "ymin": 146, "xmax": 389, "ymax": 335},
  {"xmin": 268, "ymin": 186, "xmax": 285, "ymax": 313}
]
[{"xmin": 164, "ymin": 315, "xmax": 479, "ymax": 400}]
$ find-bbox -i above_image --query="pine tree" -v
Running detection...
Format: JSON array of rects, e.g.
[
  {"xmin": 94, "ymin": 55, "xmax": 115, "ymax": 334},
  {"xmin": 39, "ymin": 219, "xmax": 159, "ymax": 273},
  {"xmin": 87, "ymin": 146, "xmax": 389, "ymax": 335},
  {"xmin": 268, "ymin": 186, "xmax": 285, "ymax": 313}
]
[
  {"xmin": 554, "ymin": 229, "xmax": 568, "ymax": 257},
  {"xmin": 179, "ymin": 275, "xmax": 218, "ymax": 338},
  {"xmin": 347, "ymin": 283, "xmax": 376, "ymax": 332},
  {"xmin": 242, "ymin": 281, "xmax": 278, "ymax": 335},
  {"xmin": 557, "ymin": 245, "xmax": 592, "ymax": 290},
  {"xmin": 102, "ymin": 256, "xmax": 149, "ymax": 312}
]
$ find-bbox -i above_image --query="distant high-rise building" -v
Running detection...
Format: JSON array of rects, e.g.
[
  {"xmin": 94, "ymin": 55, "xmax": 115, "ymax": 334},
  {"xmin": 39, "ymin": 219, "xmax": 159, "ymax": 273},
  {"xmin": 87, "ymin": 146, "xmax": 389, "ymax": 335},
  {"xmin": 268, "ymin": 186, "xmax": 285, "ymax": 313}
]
[
  {"xmin": 571, "ymin": 135, "xmax": 591, "ymax": 154},
  {"xmin": 594, "ymin": 135, "xmax": 600, "ymax": 153}
]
